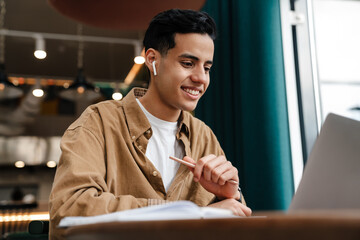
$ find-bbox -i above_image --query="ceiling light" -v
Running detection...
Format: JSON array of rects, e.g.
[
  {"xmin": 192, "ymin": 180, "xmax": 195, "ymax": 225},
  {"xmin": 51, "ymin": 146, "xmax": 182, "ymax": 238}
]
[
  {"xmin": 34, "ymin": 35, "xmax": 47, "ymax": 59},
  {"xmin": 46, "ymin": 160, "xmax": 57, "ymax": 168},
  {"xmin": 59, "ymin": 68, "xmax": 101, "ymax": 101},
  {"xmin": 112, "ymin": 92, "xmax": 123, "ymax": 101},
  {"xmin": 112, "ymin": 82, "xmax": 123, "ymax": 101},
  {"xmin": 133, "ymin": 42, "xmax": 145, "ymax": 64},
  {"xmin": 34, "ymin": 50, "xmax": 46, "ymax": 59},
  {"xmin": 32, "ymin": 78, "xmax": 45, "ymax": 97},
  {"xmin": 134, "ymin": 56, "xmax": 145, "ymax": 64},
  {"xmin": 59, "ymin": 24, "xmax": 102, "ymax": 102},
  {"xmin": 32, "ymin": 88, "xmax": 44, "ymax": 97},
  {"xmin": 15, "ymin": 161, "xmax": 25, "ymax": 168},
  {"xmin": 77, "ymin": 86, "xmax": 85, "ymax": 94}
]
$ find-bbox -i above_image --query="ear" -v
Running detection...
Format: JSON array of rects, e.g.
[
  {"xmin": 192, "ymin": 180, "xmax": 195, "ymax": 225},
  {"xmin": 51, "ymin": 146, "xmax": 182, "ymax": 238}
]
[{"xmin": 145, "ymin": 48, "xmax": 158, "ymax": 76}]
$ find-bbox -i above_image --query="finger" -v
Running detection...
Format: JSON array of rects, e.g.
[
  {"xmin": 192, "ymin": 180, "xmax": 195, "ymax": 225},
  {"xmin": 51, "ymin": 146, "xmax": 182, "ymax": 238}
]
[
  {"xmin": 231, "ymin": 207, "xmax": 241, "ymax": 216},
  {"xmin": 202, "ymin": 156, "xmax": 224, "ymax": 182},
  {"xmin": 182, "ymin": 156, "xmax": 196, "ymax": 172},
  {"xmin": 193, "ymin": 154, "xmax": 216, "ymax": 182},
  {"xmin": 233, "ymin": 202, "xmax": 251, "ymax": 217},
  {"xmin": 217, "ymin": 166, "xmax": 238, "ymax": 186},
  {"xmin": 183, "ymin": 156, "xmax": 196, "ymax": 165},
  {"xmin": 240, "ymin": 204, "xmax": 252, "ymax": 217},
  {"xmin": 235, "ymin": 208, "xmax": 247, "ymax": 217},
  {"xmin": 228, "ymin": 201, "xmax": 246, "ymax": 217},
  {"xmin": 211, "ymin": 161, "xmax": 234, "ymax": 185}
]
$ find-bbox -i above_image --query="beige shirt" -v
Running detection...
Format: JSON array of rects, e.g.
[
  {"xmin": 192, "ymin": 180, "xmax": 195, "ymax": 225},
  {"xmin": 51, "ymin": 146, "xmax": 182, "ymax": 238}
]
[{"xmin": 49, "ymin": 88, "xmax": 225, "ymax": 240}]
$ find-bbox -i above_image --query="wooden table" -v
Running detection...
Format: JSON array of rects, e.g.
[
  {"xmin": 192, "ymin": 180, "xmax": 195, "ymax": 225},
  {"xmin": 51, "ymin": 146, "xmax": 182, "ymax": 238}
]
[{"xmin": 65, "ymin": 211, "xmax": 360, "ymax": 240}]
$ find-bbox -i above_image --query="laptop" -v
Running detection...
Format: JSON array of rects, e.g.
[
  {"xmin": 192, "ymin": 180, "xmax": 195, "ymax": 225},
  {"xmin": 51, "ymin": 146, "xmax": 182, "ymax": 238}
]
[{"xmin": 288, "ymin": 113, "xmax": 360, "ymax": 211}]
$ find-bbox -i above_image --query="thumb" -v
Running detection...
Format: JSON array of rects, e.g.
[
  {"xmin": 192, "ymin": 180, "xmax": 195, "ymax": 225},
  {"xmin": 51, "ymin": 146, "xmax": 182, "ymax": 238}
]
[
  {"xmin": 183, "ymin": 156, "xmax": 196, "ymax": 165},
  {"xmin": 183, "ymin": 156, "xmax": 196, "ymax": 172}
]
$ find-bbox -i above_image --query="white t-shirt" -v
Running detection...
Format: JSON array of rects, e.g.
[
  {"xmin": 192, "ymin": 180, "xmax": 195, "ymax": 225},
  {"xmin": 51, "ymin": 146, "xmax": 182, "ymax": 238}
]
[{"xmin": 136, "ymin": 99, "xmax": 184, "ymax": 192}]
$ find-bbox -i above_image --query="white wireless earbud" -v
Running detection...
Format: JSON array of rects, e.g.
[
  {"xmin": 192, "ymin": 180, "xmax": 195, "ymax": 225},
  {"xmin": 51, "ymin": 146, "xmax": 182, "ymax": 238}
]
[{"xmin": 152, "ymin": 61, "xmax": 157, "ymax": 76}]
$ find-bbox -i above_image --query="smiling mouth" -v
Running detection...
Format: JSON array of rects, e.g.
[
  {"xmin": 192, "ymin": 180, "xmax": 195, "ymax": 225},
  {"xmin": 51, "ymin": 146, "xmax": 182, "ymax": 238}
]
[{"xmin": 182, "ymin": 87, "xmax": 201, "ymax": 96}]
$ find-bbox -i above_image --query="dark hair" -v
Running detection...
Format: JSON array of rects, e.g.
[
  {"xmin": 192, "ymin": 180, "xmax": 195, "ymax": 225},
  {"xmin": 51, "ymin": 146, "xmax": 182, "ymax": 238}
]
[{"xmin": 143, "ymin": 9, "xmax": 216, "ymax": 55}]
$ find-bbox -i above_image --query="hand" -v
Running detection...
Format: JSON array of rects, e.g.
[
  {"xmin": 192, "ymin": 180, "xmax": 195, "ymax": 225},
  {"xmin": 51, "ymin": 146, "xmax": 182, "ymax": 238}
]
[
  {"xmin": 209, "ymin": 199, "xmax": 252, "ymax": 216},
  {"xmin": 183, "ymin": 155, "xmax": 239, "ymax": 199}
]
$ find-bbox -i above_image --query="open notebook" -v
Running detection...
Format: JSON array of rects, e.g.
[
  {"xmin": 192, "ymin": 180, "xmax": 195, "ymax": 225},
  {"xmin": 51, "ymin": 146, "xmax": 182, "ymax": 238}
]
[{"xmin": 58, "ymin": 201, "xmax": 237, "ymax": 227}]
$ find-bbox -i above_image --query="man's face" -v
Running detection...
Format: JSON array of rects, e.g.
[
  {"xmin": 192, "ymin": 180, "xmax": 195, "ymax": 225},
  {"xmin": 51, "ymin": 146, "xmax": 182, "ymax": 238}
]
[{"xmin": 153, "ymin": 33, "xmax": 214, "ymax": 113}]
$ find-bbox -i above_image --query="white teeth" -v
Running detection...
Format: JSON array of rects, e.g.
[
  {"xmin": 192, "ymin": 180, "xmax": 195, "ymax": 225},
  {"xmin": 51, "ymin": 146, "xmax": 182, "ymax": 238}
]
[{"xmin": 183, "ymin": 88, "xmax": 200, "ymax": 95}]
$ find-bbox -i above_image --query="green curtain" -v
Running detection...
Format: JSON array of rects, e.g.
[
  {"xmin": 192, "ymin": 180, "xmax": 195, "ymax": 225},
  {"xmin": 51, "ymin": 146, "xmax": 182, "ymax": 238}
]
[{"xmin": 198, "ymin": 0, "xmax": 294, "ymax": 210}]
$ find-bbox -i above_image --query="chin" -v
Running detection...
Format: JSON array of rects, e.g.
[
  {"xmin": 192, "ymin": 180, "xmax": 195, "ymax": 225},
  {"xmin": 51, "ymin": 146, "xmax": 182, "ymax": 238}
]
[{"xmin": 181, "ymin": 104, "xmax": 198, "ymax": 112}]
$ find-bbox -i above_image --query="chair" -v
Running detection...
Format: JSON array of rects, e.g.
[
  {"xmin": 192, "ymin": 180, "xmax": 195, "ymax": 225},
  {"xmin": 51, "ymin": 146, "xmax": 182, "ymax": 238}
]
[{"xmin": 3, "ymin": 220, "xmax": 48, "ymax": 240}]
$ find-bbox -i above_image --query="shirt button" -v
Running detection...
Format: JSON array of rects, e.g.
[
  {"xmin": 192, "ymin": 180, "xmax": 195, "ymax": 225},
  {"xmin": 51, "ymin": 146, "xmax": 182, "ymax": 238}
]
[
  {"xmin": 152, "ymin": 171, "xmax": 158, "ymax": 177},
  {"xmin": 145, "ymin": 130, "xmax": 151, "ymax": 139},
  {"xmin": 138, "ymin": 145, "xmax": 142, "ymax": 150},
  {"xmin": 131, "ymin": 136, "xmax": 136, "ymax": 140}
]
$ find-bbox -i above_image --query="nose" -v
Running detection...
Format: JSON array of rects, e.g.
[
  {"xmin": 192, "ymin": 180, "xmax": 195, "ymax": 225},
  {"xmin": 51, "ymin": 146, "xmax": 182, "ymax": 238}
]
[{"xmin": 190, "ymin": 67, "xmax": 208, "ymax": 84}]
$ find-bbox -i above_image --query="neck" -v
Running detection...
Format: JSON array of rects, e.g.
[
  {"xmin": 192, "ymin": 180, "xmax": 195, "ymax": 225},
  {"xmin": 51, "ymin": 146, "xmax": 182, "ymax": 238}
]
[{"xmin": 139, "ymin": 88, "xmax": 181, "ymax": 122}]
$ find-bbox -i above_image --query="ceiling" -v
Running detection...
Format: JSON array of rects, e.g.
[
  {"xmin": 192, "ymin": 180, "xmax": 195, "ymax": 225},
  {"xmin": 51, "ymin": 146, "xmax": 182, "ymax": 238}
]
[
  {"xmin": 3, "ymin": 0, "xmax": 144, "ymax": 83},
  {"xmin": 2, "ymin": 0, "xmax": 206, "ymax": 84}
]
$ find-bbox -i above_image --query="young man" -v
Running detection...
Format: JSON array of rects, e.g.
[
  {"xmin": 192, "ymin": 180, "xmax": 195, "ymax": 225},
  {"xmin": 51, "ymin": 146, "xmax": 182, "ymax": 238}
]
[{"xmin": 49, "ymin": 9, "xmax": 251, "ymax": 240}]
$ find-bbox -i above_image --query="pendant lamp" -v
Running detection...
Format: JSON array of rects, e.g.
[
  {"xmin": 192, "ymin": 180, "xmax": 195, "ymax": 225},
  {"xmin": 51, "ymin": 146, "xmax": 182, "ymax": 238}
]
[
  {"xmin": 0, "ymin": 64, "xmax": 23, "ymax": 100},
  {"xmin": 59, "ymin": 24, "xmax": 101, "ymax": 102},
  {"xmin": 0, "ymin": 0, "xmax": 23, "ymax": 100},
  {"xmin": 59, "ymin": 68, "xmax": 101, "ymax": 101}
]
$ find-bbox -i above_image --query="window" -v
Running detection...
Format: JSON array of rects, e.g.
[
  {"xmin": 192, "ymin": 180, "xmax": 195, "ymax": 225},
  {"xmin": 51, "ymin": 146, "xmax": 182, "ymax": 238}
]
[
  {"xmin": 313, "ymin": 0, "xmax": 360, "ymax": 121},
  {"xmin": 280, "ymin": 0, "xmax": 360, "ymax": 190}
]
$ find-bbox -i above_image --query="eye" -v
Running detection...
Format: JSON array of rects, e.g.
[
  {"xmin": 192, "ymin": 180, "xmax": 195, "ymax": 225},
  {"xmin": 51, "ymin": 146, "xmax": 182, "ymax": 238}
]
[
  {"xmin": 204, "ymin": 66, "xmax": 212, "ymax": 73},
  {"xmin": 181, "ymin": 61, "xmax": 193, "ymax": 68}
]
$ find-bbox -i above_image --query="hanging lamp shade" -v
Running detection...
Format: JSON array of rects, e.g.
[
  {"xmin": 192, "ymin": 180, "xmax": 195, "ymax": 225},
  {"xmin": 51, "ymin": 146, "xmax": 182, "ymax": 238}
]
[
  {"xmin": 59, "ymin": 68, "xmax": 101, "ymax": 102},
  {"xmin": 48, "ymin": 0, "xmax": 206, "ymax": 30},
  {"xmin": 0, "ymin": 64, "xmax": 23, "ymax": 100}
]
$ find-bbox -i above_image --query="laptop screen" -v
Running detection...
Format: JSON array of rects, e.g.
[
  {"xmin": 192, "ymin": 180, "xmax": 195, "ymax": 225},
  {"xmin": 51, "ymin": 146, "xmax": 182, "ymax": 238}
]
[{"xmin": 289, "ymin": 113, "xmax": 360, "ymax": 211}]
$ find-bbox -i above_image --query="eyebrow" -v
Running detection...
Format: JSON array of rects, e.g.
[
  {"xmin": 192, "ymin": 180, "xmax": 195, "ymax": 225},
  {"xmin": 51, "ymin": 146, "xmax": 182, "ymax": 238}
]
[{"xmin": 178, "ymin": 53, "xmax": 213, "ymax": 65}]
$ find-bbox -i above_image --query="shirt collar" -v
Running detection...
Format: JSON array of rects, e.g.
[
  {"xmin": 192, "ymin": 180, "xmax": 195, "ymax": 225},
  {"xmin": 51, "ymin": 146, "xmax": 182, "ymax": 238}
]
[
  {"xmin": 122, "ymin": 87, "xmax": 190, "ymax": 140},
  {"xmin": 177, "ymin": 110, "xmax": 190, "ymax": 138}
]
